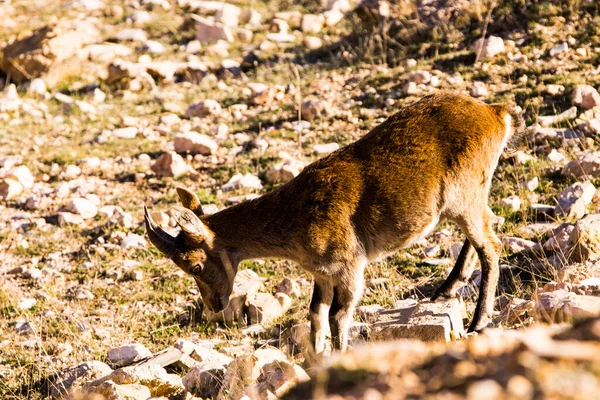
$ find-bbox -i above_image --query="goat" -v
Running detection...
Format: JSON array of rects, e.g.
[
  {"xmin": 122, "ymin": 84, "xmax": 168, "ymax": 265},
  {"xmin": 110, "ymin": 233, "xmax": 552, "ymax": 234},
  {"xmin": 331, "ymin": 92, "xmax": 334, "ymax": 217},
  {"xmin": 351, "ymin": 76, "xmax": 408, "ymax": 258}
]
[{"xmin": 145, "ymin": 91, "xmax": 522, "ymax": 353}]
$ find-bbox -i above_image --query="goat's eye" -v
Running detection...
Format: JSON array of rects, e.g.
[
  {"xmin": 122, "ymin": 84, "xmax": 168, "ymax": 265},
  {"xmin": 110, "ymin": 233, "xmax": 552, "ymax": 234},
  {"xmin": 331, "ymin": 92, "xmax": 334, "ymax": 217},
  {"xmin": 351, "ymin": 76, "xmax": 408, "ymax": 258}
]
[{"xmin": 191, "ymin": 264, "xmax": 204, "ymax": 274}]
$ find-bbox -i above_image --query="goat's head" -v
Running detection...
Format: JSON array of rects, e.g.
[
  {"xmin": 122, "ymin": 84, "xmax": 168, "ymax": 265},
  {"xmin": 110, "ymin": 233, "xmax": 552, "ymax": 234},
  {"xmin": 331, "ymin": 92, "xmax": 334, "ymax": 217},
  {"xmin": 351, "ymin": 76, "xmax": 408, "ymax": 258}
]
[{"xmin": 144, "ymin": 187, "xmax": 236, "ymax": 312}]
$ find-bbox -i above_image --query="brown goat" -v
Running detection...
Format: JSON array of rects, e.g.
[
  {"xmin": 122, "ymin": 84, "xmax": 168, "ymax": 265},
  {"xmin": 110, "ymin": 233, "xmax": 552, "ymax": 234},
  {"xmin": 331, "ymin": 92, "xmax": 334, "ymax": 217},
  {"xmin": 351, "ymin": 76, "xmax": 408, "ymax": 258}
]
[{"xmin": 145, "ymin": 91, "xmax": 521, "ymax": 353}]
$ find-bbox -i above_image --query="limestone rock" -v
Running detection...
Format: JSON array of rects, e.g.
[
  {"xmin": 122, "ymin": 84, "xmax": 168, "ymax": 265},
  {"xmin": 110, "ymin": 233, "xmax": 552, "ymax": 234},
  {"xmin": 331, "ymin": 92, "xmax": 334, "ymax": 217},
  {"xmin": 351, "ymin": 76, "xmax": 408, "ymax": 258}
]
[
  {"xmin": 571, "ymin": 214, "xmax": 600, "ymax": 262},
  {"xmin": 58, "ymin": 212, "xmax": 85, "ymax": 227},
  {"xmin": 562, "ymin": 153, "xmax": 600, "ymax": 178},
  {"xmin": 536, "ymin": 289, "xmax": 600, "ymax": 323},
  {"xmin": 50, "ymin": 361, "xmax": 113, "ymax": 398},
  {"xmin": 265, "ymin": 159, "xmax": 306, "ymax": 183},
  {"xmin": 67, "ymin": 197, "xmax": 99, "ymax": 219},
  {"xmin": 91, "ymin": 381, "xmax": 151, "ymax": 400},
  {"xmin": 151, "ymin": 152, "xmax": 191, "ymax": 178},
  {"xmin": 572, "ymin": 85, "xmax": 600, "ymax": 110},
  {"xmin": 0, "ymin": 20, "xmax": 100, "ymax": 82},
  {"xmin": 473, "ymin": 36, "xmax": 506, "ymax": 59},
  {"xmin": 257, "ymin": 360, "xmax": 310, "ymax": 397},
  {"xmin": 555, "ymin": 181, "xmax": 595, "ymax": 219},
  {"xmin": 107, "ymin": 344, "xmax": 153, "ymax": 368},
  {"xmin": 107, "ymin": 364, "xmax": 185, "ymax": 397},
  {"xmin": 247, "ymin": 293, "xmax": 284, "ymax": 325},
  {"xmin": 174, "ymin": 132, "xmax": 218, "ymax": 155},
  {"xmin": 194, "ymin": 15, "xmax": 234, "ymax": 43},
  {"xmin": 371, "ymin": 298, "xmax": 465, "ymax": 342},
  {"xmin": 0, "ymin": 178, "xmax": 23, "ymax": 200},
  {"xmin": 221, "ymin": 173, "xmax": 263, "ymax": 192},
  {"xmin": 185, "ymin": 99, "xmax": 222, "ymax": 118}
]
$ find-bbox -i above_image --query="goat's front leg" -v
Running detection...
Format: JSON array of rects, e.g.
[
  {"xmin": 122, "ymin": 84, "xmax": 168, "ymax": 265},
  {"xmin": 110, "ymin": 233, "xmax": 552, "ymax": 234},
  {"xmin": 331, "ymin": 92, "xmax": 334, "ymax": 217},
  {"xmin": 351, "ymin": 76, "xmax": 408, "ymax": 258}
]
[
  {"xmin": 309, "ymin": 277, "xmax": 333, "ymax": 355},
  {"xmin": 329, "ymin": 263, "xmax": 365, "ymax": 352}
]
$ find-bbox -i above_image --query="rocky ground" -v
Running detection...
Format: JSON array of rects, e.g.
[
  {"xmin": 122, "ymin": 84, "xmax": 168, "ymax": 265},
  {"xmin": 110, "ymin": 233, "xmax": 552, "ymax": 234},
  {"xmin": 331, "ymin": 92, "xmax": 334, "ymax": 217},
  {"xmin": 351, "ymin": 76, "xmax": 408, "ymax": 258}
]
[{"xmin": 2, "ymin": 0, "xmax": 600, "ymax": 399}]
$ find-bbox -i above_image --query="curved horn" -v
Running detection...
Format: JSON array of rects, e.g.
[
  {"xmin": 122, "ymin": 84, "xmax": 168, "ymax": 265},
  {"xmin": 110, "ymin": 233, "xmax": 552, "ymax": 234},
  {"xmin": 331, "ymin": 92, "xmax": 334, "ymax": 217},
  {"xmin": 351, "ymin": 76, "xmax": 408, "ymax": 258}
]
[
  {"xmin": 144, "ymin": 206, "xmax": 177, "ymax": 256},
  {"xmin": 170, "ymin": 206, "xmax": 212, "ymax": 242}
]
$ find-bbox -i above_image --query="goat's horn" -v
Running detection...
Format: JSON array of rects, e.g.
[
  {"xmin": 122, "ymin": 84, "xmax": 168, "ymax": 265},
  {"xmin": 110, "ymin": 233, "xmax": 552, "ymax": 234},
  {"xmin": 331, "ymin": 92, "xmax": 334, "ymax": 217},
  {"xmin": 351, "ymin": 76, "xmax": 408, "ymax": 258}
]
[{"xmin": 144, "ymin": 206, "xmax": 176, "ymax": 256}]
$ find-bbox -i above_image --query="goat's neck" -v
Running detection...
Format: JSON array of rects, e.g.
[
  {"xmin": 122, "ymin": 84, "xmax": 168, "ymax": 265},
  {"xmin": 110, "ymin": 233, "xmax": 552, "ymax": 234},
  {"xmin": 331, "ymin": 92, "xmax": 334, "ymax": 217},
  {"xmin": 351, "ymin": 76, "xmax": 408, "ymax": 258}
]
[{"xmin": 202, "ymin": 194, "xmax": 298, "ymax": 262}]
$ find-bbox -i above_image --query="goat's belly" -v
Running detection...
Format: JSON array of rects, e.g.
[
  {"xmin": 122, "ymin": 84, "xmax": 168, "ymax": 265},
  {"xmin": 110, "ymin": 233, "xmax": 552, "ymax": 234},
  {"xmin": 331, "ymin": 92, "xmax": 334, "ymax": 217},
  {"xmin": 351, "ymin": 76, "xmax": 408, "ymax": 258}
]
[{"xmin": 365, "ymin": 215, "xmax": 441, "ymax": 263}]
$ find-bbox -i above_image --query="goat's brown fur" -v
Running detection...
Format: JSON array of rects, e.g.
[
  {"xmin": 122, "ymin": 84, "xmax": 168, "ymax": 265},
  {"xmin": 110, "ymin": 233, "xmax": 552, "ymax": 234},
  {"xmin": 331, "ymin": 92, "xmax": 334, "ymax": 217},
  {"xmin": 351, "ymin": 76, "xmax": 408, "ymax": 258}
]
[{"xmin": 145, "ymin": 91, "xmax": 521, "ymax": 353}]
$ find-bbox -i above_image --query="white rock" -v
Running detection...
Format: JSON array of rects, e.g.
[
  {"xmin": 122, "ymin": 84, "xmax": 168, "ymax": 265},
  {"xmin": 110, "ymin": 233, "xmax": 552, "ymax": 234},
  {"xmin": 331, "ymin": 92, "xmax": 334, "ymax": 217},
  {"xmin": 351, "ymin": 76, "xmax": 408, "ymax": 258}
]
[
  {"xmin": 112, "ymin": 127, "xmax": 138, "ymax": 139},
  {"xmin": 572, "ymin": 85, "xmax": 600, "ymax": 110},
  {"xmin": 121, "ymin": 234, "xmax": 147, "ymax": 249},
  {"xmin": 18, "ymin": 298, "xmax": 37, "ymax": 310},
  {"xmin": 500, "ymin": 195, "xmax": 521, "ymax": 212},
  {"xmin": 8, "ymin": 165, "xmax": 34, "ymax": 189},
  {"xmin": 28, "ymin": 78, "xmax": 47, "ymax": 96},
  {"xmin": 222, "ymin": 173, "xmax": 263, "ymax": 191},
  {"xmin": 555, "ymin": 181, "xmax": 596, "ymax": 219},
  {"xmin": 214, "ymin": 3, "xmax": 241, "ymax": 27},
  {"xmin": 471, "ymin": 81, "xmax": 488, "ymax": 97},
  {"xmin": 68, "ymin": 197, "xmax": 98, "ymax": 219},
  {"xmin": 550, "ymin": 42, "xmax": 568, "ymax": 56},
  {"xmin": 265, "ymin": 159, "xmax": 306, "ymax": 183},
  {"xmin": 0, "ymin": 178, "xmax": 23, "ymax": 200},
  {"xmin": 409, "ymin": 70, "xmax": 431, "ymax": 84},
  {"xmin": 537, "ymin": 107, "xmax": 577, "ymax": 127},
  {"xmin": 314, "ymin": 143, "xmax": 339, "ymax": 154},
  {"xmin": 247, "ymin": 293, "xmax": 284, "ymax": 324},
  {"xmin": 115, "ymin": 28, "xmax": 148, "ymax": 42},
  {"xmin": 58, "ymin": 212, "xmax": 85, "ymax": 226},
  {"xmin": 174, "ymin": 132, "xmax": 218, "ymax": 155},
  {"xmin": 107, "ymin": 364, "xmax": 184, "ymax": 397},
  {"xmin": 301, "ymin": 14, "xmax": 325, "ymax": 33},
  {"xmin": 519, "ymin": 177, "xmax": 539, "ymax": 192},
  {"xmin": 91, "ymin": 381, "xmax": 151, "ymax": 400},
  {"xmin": 473, "ymin": 36, "xmax": 505, "ymax": 59},
  {"xmin": 563, "ymin": 152, "xmax": 600, "ymax": 178},
  {"xmin": 107, "ymin": 344, "xmax": 152, "ymax": 367},
  {"xmin": 151, "ymin": 152, "xmax": 191, "ymax": 178},
  {"xmin": 303, "ymin": 36, "xmax": 322, "ymax": 50}
]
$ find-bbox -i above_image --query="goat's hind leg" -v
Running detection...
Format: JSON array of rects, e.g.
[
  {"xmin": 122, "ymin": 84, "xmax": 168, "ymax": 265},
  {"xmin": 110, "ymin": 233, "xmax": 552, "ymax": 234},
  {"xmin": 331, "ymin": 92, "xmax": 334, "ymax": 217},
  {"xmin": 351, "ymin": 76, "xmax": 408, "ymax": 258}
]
[
  {"xmin": 456, "ymin": 210, "xmax": 501, "ymax": 332},
  {"xmin": 431, "ymin": 238, "xmax": 478, "ymax": 300},
  {"xmin": 309, "ymin": 277, "xmax": 333, "ymax": 355}
]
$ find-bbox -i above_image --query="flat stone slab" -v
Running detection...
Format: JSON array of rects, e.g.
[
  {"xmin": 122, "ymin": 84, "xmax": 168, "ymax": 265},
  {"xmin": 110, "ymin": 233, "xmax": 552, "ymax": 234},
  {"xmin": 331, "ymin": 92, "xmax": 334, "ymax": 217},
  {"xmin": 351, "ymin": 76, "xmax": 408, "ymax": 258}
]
[{"xmin": 371, "ymin": 298, "xmax": 465, "ymax": 342}]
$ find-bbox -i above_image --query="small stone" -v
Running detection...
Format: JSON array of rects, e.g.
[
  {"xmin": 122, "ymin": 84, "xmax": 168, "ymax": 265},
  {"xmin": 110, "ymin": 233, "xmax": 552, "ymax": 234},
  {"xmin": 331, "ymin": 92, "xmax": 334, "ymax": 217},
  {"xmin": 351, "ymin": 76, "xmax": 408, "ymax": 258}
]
[
  {"xmin": 571, "ymin": 214, "xmax": 600, "ymax": 262},
  {"xmin": 8, "ymin": 165, "xmax": 34, "ymax": 189},
  {"xmin": 301, "ymin": 99, "xmax": 329, "ymax": 121},
  {"xmin": 183, "ymin": 362, "xmax": 228, "ymax": 398},
  {"xmin": 75, "ymin": 288, "xmax": 95, "ymax": 300},
  {"xmin": 471, "ymin": 81, "xmax": 488, "ymax": 97},
  {"xmin": 466, "ymin": 379, "xmax": 504, "ymax": 400},
  {"xmin": 68, "ymin": 197, "xmax": 98, "ymax": 219},
  {"xmin": 301, "ymin": 14, "xmax": 325, "ymax": 33},
  {"xmin": 536, "ymin": 289, "xmax": 600, "ymax": 323},
  {"xmin": 195, "ymin": 16, "xmax": 234, "ymax": 43},
  {"xmin": 58, "ymin": 212, "xmax": 85, "ymax": 227},
  {"xmin": 28, "ymin": 78, "xmax": 47, "ymax": 96},
  {"xmin": 409, "ymin": 70, "xmax": 431, "ymax": 84},
  {"xmin": 151, "ymin": 152, "xmax": 191, "ymax": 178},
  {"xmin": 502, "ymin": 237, "xmax": 536, "ymax": 253},
  {"xmin": 550, "ymin": 42, "xmax": 568, "ymax": 56},
  {"xmin": 221, "ymin": 173, "xmax": 263, "ymax": 192},
  {"xmin": 519, "ymin": 177, "xmax": 539, "ymax": 192},
  {"xmin": 563, "ymin": 152, "xmax": 600, "ymax": 178},
  {"xmin": 18, "ymin": 298, "xmax": 37, "ymax": 310},
  {"xmin": 174, "ymin": 132, "xmax": 218, "ymax": 155},
  {"xmin": 275, "ymin": 278, "xmax": 302, "ymax": 297},
  {"xmin": 314, "ymin": 143, "xmax": 340, "ymax": 154},
  {"xmin": 500, "ymin": 195, "xmax": 521, "ymax": 212},
  {"xmin": 257, "ymin": 360, "xmax": 310, "ymax": 397},
  {"xmin": 247, "ymin": 292, "xmax": 284, "ymax": 325},
  {"xmin": 108, "ymin": 344, "xmax": 152, "ymax": 367},
  {"xmin": 50, "ymin": 361, "xmax": 113, "ymax": 398},
  {"xmin": 303, "ymin": 36, "xmax": 322, "ymax": 50},
  {"xmin": 572, "ymin": 85, "xmax": 600, "ymax": 110},
  {"xmin": 537, "ymin": 106, "xmax": 577, "ymax": 127},
  {"xmin": 0, "ymin": 178, "xmax": 23, "ymax": 200},
  {"xmin": 555, "ymin": 181, "xmax": 596, "ymax": 219},
  {"xmin": 115, "ymin": 28, "xmax": 148, "ymax": 42},
  {"xmin": 185, "ymin": 99, "xmax": 221, "ymax": 118},
  {"xmin": 473, "ymin": 36, "xmax": 506, "ymax": 59},
  {"xmin": 547, "ymin": 149, "xmax": 566, "ymax": 164},
  {"xmin": 92, "ymin": 381, "xmax": 151, "ymax": 400},
  {"xmin": 107, "ymin": 364, "xmax": 185, "ymax": 397},
  {"xmin": 121, "ymin": 233, "xmax": 147, "ymax": 249},
  {"xmin": 265, "ymin": 159, "xmax": 306, "ymax": 183},
  {"xmin": 275, "ymin": 292, "xmax": 292, "ymax": 312},
  {"xmin": 113, "ymin": 127, "xmax": 138, "ymax": 139}
]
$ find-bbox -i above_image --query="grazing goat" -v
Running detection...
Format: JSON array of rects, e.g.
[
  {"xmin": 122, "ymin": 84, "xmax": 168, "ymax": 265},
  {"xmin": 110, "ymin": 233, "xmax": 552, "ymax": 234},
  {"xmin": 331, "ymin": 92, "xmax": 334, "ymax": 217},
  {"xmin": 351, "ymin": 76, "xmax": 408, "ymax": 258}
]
[{"xmin": 145, "ymin": 91, "xmax": 522, "ymax": 353}]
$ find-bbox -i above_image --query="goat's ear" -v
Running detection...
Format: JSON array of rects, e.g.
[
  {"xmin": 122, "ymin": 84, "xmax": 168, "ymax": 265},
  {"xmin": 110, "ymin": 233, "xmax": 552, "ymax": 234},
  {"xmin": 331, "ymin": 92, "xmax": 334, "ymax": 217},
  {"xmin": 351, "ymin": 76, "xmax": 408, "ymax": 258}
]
[
  {"xmin": 176, "ymin": 187, "xmax": 204, "ymax": 216},
  {"xmin": 170, "ymin": 207, "xmax": 212, "ymax": 242}
]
